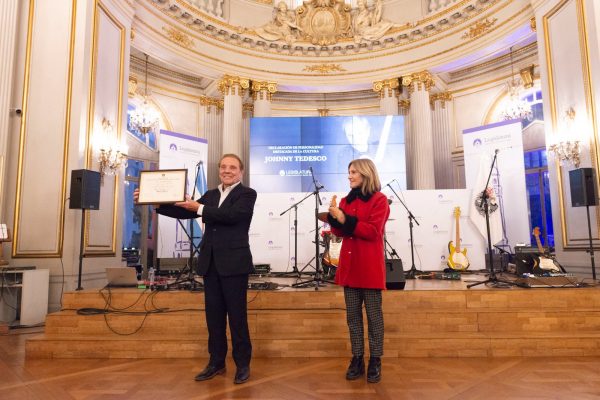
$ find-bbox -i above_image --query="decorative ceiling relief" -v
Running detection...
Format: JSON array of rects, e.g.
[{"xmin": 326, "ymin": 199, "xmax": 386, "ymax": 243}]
[
  {"xmin": 254, "ymin": 0, "xmax": 400, "ymax": 46},
  {"xmin": 460, "ymin": 18, "xmax": 497, "ymax": 40},
  {"xmin": 302, "ymin": 63, "xmax": 347, "ymax": 74}
]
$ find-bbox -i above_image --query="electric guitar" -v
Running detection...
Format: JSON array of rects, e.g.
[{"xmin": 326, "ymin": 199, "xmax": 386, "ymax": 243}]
[
  {"xmin": 447, "ymin": 206, "xmax": 470, "ymax": 270},
  {"xmin": 532, "ymin": 227, "xmax": 560, "ymax": 273}
]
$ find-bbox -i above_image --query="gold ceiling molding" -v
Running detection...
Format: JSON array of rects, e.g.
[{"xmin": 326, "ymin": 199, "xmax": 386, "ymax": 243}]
[
  {"xmin": 430, "ymin": 91, "xmax": 453, "ymax": 108},
  {"xmin": 302, "ymin": 64, "xmax": 347, "ymax": 74},
  {"xmin": 162, "ymin": 26, "xmax": 194, "ymax": 49},
  {"xmin": 402, "ymin": 71, "xmax": 435, "ymax": 92},
  {"xmin": 460, "ymin": 17, "xmax": 497, "ymax": 40},
  {"xmin": 448, "ymin": 42, "xmax": 538, "ymax": 80},
  {"xmin": 217, "ymin": 75, "xmax": 250, "ymax": 96},
  {"xmin": 132, "ymin": 2, "xmax": 527, "ymax": 78},
  {"xmin": 144, "ymin": 0, "xmax": 508, "ymax": 57}
]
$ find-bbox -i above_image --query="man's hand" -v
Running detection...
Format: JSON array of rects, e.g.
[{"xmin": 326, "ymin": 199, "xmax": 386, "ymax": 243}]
[
  {"xmin": 133, "ymin": 188, "xmax": 140, "ymax": 204},
  {"xmin": 174, "ymin": 195, "xmax": 200, "ymax": 213}
]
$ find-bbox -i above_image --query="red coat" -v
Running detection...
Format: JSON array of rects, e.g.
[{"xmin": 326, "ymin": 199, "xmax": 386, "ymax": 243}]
[{"xmin": 330, "ymin": 191, "xmax": 390, "ymax": 289}]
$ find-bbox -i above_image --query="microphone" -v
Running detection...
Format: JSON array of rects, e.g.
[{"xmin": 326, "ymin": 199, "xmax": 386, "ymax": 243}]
[
  {"xmin": 495, "ymin": 149, "xmax": 499, "ymax": 155},
  {"xmin": 387, "ymin": 198, "xmax": 393, "ymax": 205},
  {"xmin": 309, "ymin": 166, "xmax": 313, "ymax": 175},
  {"xmin": 384, "ymin": 178, "xmax": 396, "ymax": 187},
  {"xmin": 196, "ymin": 160, "xmax": 203, "ymax": 167}
]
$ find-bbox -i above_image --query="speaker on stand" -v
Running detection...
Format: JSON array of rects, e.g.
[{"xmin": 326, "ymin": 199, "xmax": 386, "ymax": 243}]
[
  {"xmin": 569, "ymin": 168, "xmax": 598, "ymax": 280},
  {"xmin": 69, "ymin": 169, "xmax": 101, "ymax": 290}
]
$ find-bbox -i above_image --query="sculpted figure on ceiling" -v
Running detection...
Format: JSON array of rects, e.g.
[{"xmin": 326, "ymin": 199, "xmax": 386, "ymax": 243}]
[
  {"xmin": 352, "ymin": 0, "xmax": 398, "ymax": 43},
  {"xmin": 253, "ymin": 0, "xmax": 398, "ymax": 46},
  {"xmin": 255, "ymin": 1, "xmax": 301, "ymax": 45}
]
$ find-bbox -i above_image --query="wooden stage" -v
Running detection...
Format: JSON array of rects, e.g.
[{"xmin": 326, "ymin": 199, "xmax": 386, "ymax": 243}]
[{"xmin": 25, "ymin": 272, "xmax": 600, "ymax": 359}]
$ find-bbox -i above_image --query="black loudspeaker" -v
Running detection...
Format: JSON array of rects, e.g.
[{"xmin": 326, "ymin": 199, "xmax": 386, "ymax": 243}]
[
  {"xmin": 69, "ymin": 169, "xmax": 101, "ymax": 209},
  {"xmin": 569, "ymin": 168, "xmax": 597, "ymax": 207},
  {"xmin": 385, "ymin": 259, "xmax": 405, "ymax": 290}
]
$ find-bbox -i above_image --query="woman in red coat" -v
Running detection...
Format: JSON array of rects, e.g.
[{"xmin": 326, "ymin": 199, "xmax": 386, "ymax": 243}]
[{"xmin": 326, "ymin": 158, "xmax": 390, "ymax": 383}]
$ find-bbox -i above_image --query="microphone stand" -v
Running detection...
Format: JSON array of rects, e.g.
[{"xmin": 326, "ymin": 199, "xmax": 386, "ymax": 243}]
[
  {"xmin": 468, "ymin": 152, "xmax": 518, "ymax": 288},
  {"xmin": 386, "ymin": 182, "xmax": 422, "ymax": 279},
  {"xmin": 293, "ymin": 168, "xmax": 333, "ymax": 290},
  {"xmin": 169, "ymin": 161, "xmax": 203, "ymax": 291},
  {"xmin": 276, "ymin": 191, "xmax": 316, "ymax": 278}
]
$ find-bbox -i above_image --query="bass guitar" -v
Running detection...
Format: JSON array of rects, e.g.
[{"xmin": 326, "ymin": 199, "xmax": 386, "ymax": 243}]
[
  {"xmin": 447, "ymin": 206, "xmax": 470, "ymax": 270},
  {"xmin": 532, "ymin": 227, "xmax": 561, "ymax": 273}
]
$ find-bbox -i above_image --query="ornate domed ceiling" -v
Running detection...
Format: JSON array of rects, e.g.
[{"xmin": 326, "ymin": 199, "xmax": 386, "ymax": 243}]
[{"xmin": 132, "ymin": 0, "xmax": 536, "ymax": 92}]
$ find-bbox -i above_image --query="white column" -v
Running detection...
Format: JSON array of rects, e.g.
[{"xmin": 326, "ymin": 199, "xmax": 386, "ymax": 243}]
[
  {"xmin": 218, "ymin": 75, "xmax": 248, "ymax": 158},
  {"xmin": 242, "ymin": 103, "xmax": 253, "ymax": 183},
  {"xmin": 200, "ymin": 96, "xmax": 224, "ymax": 189},
  {"xmin": 398, "ymin": 99, "xmax": 411, "ymax": 189},
  {"xmin": 403, "ymin": 71, "xmax": 436, "ymax": 189},
  {"xmin": 0, "ymin": 0, "xmax": 19, "ymax": 219},
  {"xmin": 251, "ymin": 80, "xmax": 277, "ymax": 117},
  {"xmin": 373, "ymin": 78, "xmax": 400, "ymax": 115},
  {"xmin": 431, "ymin": 92, "xmax": 454, "ymax": 189}
]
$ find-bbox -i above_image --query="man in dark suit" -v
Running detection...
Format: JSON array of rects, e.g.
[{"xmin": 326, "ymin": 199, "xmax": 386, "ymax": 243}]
[{"xmin": 135, "ymin": 154, "xmax": 256, "ymax": 384}]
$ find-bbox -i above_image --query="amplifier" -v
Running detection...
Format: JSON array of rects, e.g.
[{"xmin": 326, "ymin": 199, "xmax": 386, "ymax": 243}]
[
  {"xmin": 515, "ymin": 245, "xmax": 547, "ymax": 254},
  {"xmin": 252, "ymin": 263, "xmax": 271, "ymax": 275}
]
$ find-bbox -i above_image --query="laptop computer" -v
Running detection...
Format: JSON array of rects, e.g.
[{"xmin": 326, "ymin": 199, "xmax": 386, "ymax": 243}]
[{"xmin": 105, "ymin": 267, "xmax": 139, "ymax": 288}]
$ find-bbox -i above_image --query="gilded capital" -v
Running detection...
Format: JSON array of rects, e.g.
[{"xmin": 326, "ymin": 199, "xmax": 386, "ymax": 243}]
[
  {"xmin": 243, "ymin": 103, "xmax": 254, "ymax": 113},
  {"xmin": 128, "ymin": 76, "xmax": 138, "ymax": 97},
  {"xmin": 530, "ymin": 17, "xmax": 536, "ymax": 32},
  {"xmin": 373, "ymin": 78, "xmax": 400, "ymax": 98},
  {"xmin": 402, "ymin": 71, "xmax": 435, "ymax": 93},
  {"xmin": 398, "ymin": 99, "xmax": 410, "ymax": 112},
  {"xmin": 251, "ymin": 80, "xmax": 277, "ymax": 101},
  {"xmin": 218, "ymin": 75, "xmax": 250, "ymax": 96},
  {"xmin": 430, "ymin": 91, "xmax": 453, "ymax": 108},
  {"xmin": 200, "ymin": 95, "xmax": 224, "ymax": 113},
  {"xmin": 519, "ymin": 65, "xmax": 535, "ymax": 89}
]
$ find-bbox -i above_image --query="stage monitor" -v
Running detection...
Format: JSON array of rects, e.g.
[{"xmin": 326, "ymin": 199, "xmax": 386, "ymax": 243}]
[{"xmin": 249, "ymin": 116, "xmax": 406, "ymax": 193}]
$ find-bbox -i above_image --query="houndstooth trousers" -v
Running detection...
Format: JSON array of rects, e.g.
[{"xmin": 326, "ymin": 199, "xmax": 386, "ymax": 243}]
[{"xmin": 343, "ymin": 287, "xmax": 384, "ymax": 357}]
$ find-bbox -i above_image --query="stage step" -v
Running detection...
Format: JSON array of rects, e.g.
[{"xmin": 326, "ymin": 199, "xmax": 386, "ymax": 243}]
[{"xmin": 26, "ymin": 286, "xmax": 600, "ymax": 358}]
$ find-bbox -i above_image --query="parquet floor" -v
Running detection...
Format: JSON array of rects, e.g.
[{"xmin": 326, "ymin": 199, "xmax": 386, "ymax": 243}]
[{"xmin": 2, "ymin": 328, "xmax": 600, "ymax": 399}]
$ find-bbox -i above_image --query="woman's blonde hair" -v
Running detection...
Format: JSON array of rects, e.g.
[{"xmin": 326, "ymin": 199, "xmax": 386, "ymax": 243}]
[{"xmin": 348, "ymin": 158, "xmax": 381, "ymax": 195}]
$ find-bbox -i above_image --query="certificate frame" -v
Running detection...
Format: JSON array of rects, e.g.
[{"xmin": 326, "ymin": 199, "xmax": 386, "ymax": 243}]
[{"xmin": 137, "ymin": 169, "xmax": 187, "ymax": 204}]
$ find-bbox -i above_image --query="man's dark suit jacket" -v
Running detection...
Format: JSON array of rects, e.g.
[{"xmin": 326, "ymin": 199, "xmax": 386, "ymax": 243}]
[{"xmin": 156, "ymin": 183, "xmax": 257, "ymax": 276}]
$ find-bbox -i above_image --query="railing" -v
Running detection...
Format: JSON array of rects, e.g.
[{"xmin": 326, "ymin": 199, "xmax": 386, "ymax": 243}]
[
  {"xmin": 186, "ymin": 0, "xmax": 224, "ymax": 18},
  {"xmin": 428, "ymin": 0, "xmax": 459, "ymax": 13}
]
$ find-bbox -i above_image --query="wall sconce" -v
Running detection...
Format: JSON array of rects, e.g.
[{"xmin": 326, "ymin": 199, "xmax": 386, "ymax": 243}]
[
  {"xmin": 548, "ymin": 107, "xmax": 581, "ymax": 168},
  {"xmin": 95, "ymin": 118, "xmax": 127, "ymax": 181},
  {"xmin": 548, "ymin": 140, "xmax": 581, "ymax": 168}
]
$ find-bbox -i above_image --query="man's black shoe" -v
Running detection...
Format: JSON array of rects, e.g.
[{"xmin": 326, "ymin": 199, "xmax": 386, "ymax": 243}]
[
  {"xmin": 194, "ymin": 364, "xmax": 226, "ymax": 381},
  {"xmin": 234, "ymin": 366, "xmax": 250, "ymax": 384},
  {"xmin": 367, "ymin": 357, "xmax": 381, "ymax": 383},
  {"xmin": 345, "ymin": 356, "xmax": 364, "ymax": 380}
]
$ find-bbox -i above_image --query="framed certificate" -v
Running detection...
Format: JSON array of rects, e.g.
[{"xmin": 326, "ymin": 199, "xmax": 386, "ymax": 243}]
[{"xmin": 138, "ymin": 169, "xmax": 187, "ymax": 204}]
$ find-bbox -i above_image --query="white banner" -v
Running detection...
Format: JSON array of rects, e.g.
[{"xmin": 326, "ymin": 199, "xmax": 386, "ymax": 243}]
[
  {"xmin": 250, "ymin": 189, "xmax": 486, "ymax": 272},
  {"xmin": 157, "ymin": 130, "xmax": 208, "ymax": 258},
  {"xmin": 463, "ymin": 119, "xmax": 530, "ymax": 251}
]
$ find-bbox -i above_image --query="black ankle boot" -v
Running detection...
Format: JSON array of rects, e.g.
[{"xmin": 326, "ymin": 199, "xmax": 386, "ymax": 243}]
[
  {"xmin": 367, "ymin": 357, "xmax": 381, "ymax": 383},
  {"xmin": 345, "ymin": 356, "xmax": 365, "ymax": 380}
]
